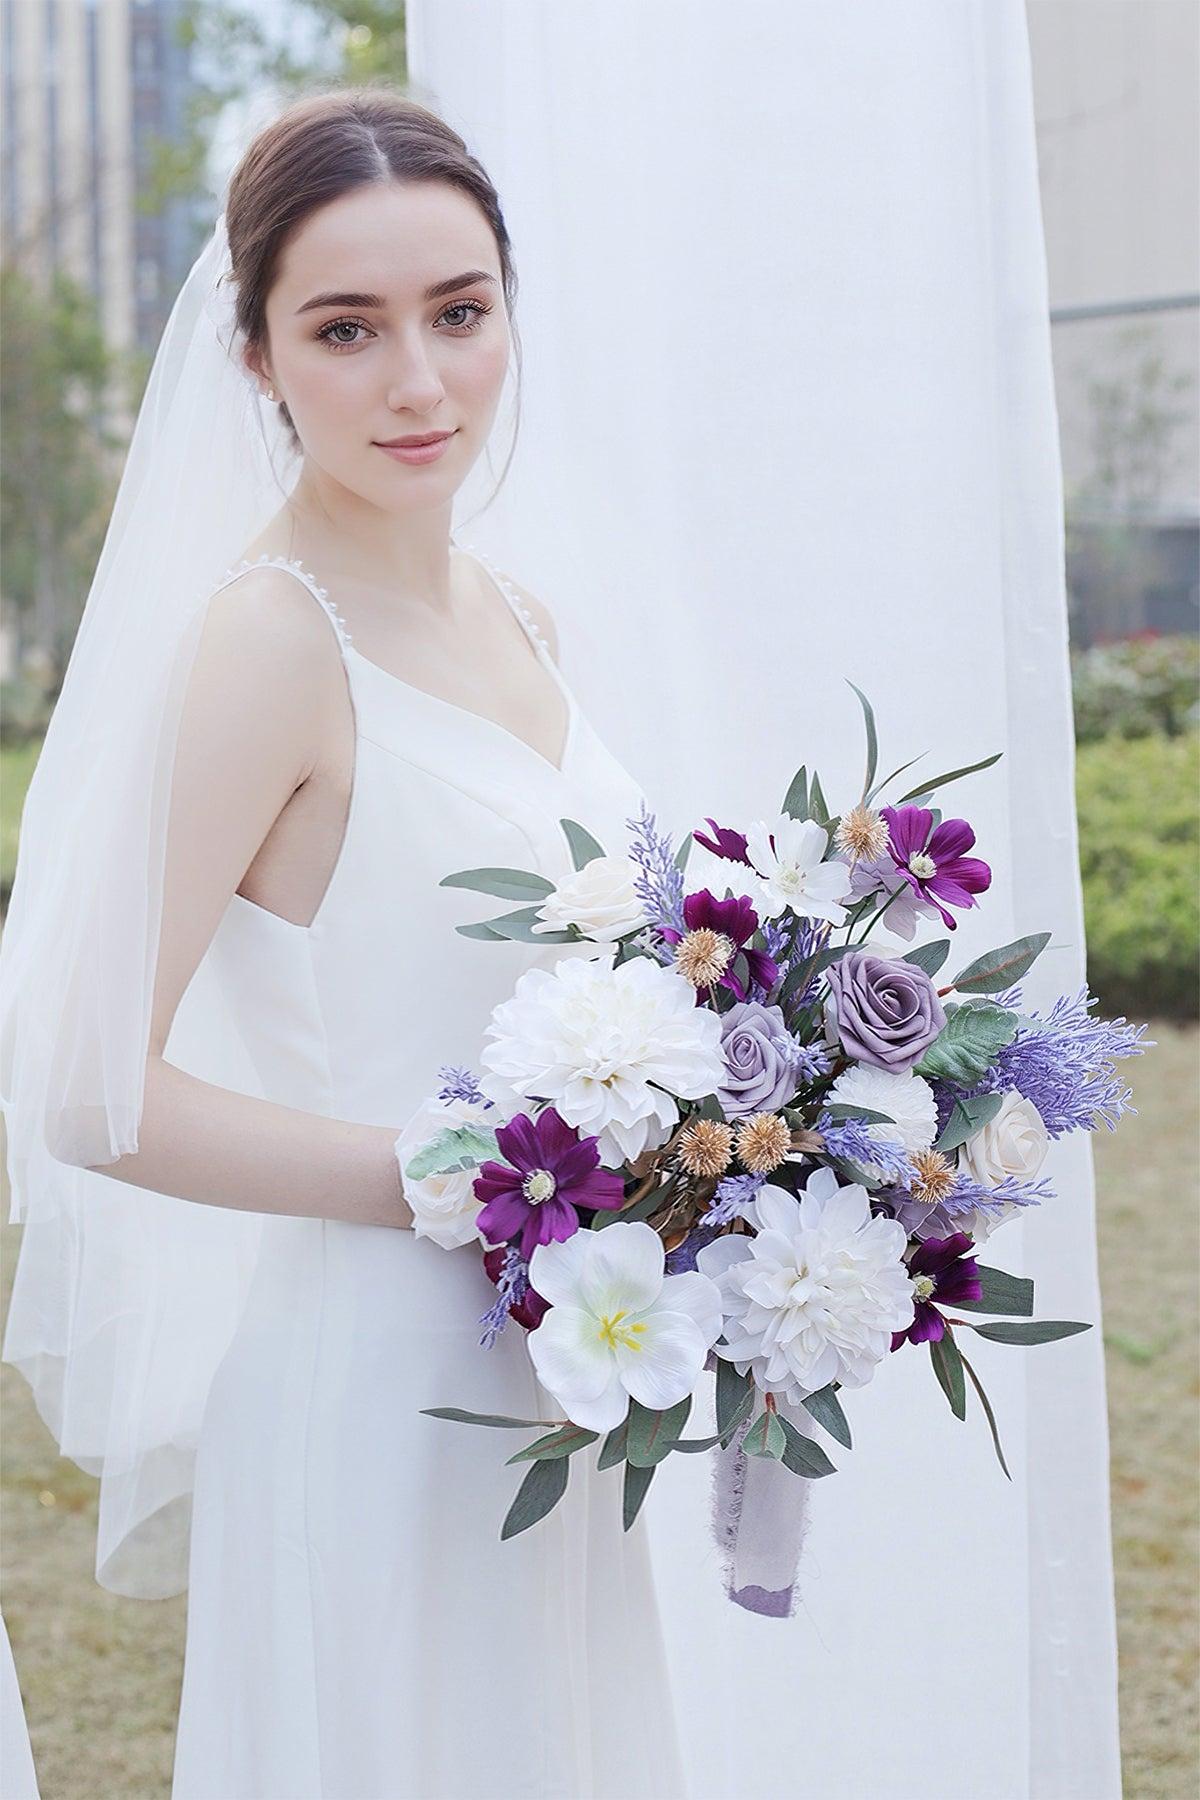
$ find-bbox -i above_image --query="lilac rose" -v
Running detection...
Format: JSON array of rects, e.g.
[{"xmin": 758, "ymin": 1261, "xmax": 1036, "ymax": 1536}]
[
  {"xmin": 826, "ymin": 948, "xmax": 946, "ymax": 1072},
  {"xmin": 716, "ymin": 1001, "xmax": 798, "ymax": 1118}
]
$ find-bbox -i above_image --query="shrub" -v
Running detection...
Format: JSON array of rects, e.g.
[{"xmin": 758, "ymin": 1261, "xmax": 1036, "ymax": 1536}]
[
  {"xmin": 1072, "ymin": 634, "xmax": 1200, "ymax": 744},
  {"xmin": 1075, "ymin": 731, "xmax": 1199, "ymax": 1019}
]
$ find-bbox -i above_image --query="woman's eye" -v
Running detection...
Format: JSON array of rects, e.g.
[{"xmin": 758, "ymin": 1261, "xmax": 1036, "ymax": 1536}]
[
  {"xmin": 437, "ymin": 300, "xmax": 492, "ymax": 334},
  {"xmin": 315, "ymin": 317, "xmax": 373, "ymax": 351}
]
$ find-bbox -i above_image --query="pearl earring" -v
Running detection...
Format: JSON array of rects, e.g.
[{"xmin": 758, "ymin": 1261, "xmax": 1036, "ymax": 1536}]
[{"xmin": 266, "ymin": 386, "xmax": 276, "ymax": 402}]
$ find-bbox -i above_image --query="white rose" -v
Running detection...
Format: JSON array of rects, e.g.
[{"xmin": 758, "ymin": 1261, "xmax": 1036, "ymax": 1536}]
[
  {"xmin": 955, "ymin": 1089, "xmax": 1049, "ymax": 1242},
  {"xmin": 530, "ymin": 854, "xmax": 649, "ymax": 942},
  {"xmin": 393, "ymin": 1094, "xmax": 500, "ymax": 1250}
]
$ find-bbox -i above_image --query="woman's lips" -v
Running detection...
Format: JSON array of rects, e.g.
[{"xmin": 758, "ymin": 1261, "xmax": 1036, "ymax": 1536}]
[{"xmin": 374, "ymin": 432, "xmax": 456, "ymax": 465}]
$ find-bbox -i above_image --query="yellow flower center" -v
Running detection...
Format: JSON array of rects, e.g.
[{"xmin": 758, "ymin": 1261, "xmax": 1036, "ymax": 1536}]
[
  {"xmin": 597, "ymin": 1309, "xmax": 648, "ymax": 1352},
  {"xmin": 522, "ymin": 1168, "xmax": 556, "ymax": 1204},
  {"xmin": 911, "ymin": 1272, "xmax": 936, "ymax": 1303}
]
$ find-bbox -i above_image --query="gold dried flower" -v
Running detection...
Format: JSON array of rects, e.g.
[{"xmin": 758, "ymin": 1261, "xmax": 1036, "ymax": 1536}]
[
  {"xmin": 735, "ymin": 1111, "xmax": 792, "ymax": 1173},
  {"xmin": 835, "ymin": 802, "xmax": 890, "ymax": 862},
  {"xmin": 676, "ymin": 1117, "xmax": 735, "ymax": 1178},
  {"xmin": 907, "ymin": 1148, "xmax": 956, "ymax": 1204},
  {"xmin": 674, "ymin": 927, "xmax": 737, "ymax": 989}
]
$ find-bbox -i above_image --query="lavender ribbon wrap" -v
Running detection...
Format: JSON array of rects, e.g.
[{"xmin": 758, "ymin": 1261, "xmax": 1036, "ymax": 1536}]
[{"xmin": 703, "ymin": 1349, "xmax": 817, "ymax": 1617}]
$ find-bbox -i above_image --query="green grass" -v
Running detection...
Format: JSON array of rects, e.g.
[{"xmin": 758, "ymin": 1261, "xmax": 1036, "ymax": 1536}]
[{"xmin": 2, "ymin": 1026, "xmax": 1197, "ymax": 1797}]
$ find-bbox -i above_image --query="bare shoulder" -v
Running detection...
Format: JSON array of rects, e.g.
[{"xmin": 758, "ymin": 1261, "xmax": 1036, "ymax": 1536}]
[
  {"xmin": 202, "ymin": 562, "xmax": 341, "ymax": 664},
  {"xmin": 499, "ymin": 572, "xmax": 561, "ymax": 664}
]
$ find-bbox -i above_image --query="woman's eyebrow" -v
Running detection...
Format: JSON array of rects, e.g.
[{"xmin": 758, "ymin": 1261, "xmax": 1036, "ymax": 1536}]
[{"xmin": 295, "ymin": 271, "xmax": 498, "ymax": 315}]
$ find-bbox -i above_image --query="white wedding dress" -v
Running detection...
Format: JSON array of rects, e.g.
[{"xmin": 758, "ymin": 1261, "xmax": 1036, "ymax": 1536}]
[{"xmin": 170, "ymin": 547, "xmax": 689, "ymax": 1800}]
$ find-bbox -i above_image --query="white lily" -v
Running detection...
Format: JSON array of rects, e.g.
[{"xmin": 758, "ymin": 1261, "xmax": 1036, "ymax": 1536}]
[{"xmin": 526, "ymin": 1221, "xmax": 723, "ymax": 1432}]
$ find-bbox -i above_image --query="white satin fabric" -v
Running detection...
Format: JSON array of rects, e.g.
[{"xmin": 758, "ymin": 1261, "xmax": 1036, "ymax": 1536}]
[
  {"xmin": 170, "ymin": 550, "xmax": 688, "ymax": 1799},
  {"xmin": 410, "ymin": 4, "xmax": 1121, "ymax": 1796}
]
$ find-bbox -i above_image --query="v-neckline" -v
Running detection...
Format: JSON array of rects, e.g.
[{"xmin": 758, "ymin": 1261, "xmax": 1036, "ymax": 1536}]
[{"xmin": 256, "ymin": 546, "xmax": 578, "ymax": 778}]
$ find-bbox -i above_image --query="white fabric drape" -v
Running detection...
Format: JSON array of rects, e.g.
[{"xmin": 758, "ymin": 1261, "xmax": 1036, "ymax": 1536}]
[{"xmin": 408, "ymin": 4, "xmax": 1120, "ymax": 1796}]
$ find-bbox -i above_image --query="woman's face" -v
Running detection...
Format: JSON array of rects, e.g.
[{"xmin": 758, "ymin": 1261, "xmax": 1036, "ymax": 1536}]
[{"xmin": 251, "ymin": 180, "xmax": 511, "ymax": 509}]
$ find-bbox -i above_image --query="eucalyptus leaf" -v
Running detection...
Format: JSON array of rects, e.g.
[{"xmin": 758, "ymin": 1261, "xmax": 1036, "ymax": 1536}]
[
  {"xmin": 715, "ymin": 1358, "xmax": 755, "ymax": 1440},
  {"xmin": 500, "ymin": 1454, "xmax": 570, "ymax": 1539},
  {"xmin": 822, "ymin": 1103, "xmax": 896, "ymax": 1126},
  {"xmin": 596, "ymin": 1416, "xmax": 629, "ymax": 1470},
  {"xmin": 846, "ymin": 682, "xmax": 878, "ymax": 798},
  {"xmin": 950, "ymin": 932, "xmax": 1052, "ymax": 995},
  {"xmin": 506, "ymin": 1423, "xmax": 599, "ymax": 1464},
  {"xmin": 809, "ymin": 770, "xmax": 830, "ymax": 825},
  {"xmin": 865, "ymin": 751, "xmax": 927, "ymax": 807},
  {"xmin": 956, "ymin": 1342, "xmax": 1011, "ymax": 1479},
  {"xmin": 800, "ymin": 1382, "xmax": 853, "ymax": 1449},
  {"xmin": 743, "ymin": 1409, "xmax": 787, "ymax": 1460},
  {"xmin": 674, "ymin": 832, "xmax": 693, "ymax": 873},
  {"xmin": 439, "ymin": 866, "xmax": 554, "ymax": 901},
  {"xmin": 901, "ymin": 939, "xmax": 951, "ymax": 977},
  {"xmin": 930, "ymin": 1329, "xmax": 967, "ymax": 1420},
  {"xmin": 672, "ymin": 1433, "xmax": 725, "ymax": 1452},
  {"xmin": 777, "ymin": 1414, "xmax": 838, "ymax": 1477},
  {"xmin": 952, "ymin": 1264, "xmax": 1034, "ymax": 1317},
  {"xmin": 622, "ymin": 1459, "xmax": 656, "ymax": 1530},
  {"xmin": 626, "ymin": 1395, "xmax": 693, "ymax": 1467},
  {"xmin": 455, "ymin": 919, "xmax": 509, "ymax": 941},
  {"xmin": 782, "ymin": 765, "xmax": 809, "ymax": 822},
  {"xmin": 915, "ymin": 1003, "xmax": 1018, "ymax": 1086},
  {"xmin": 895, "ymin": 751, "xmax": 1002, "ymax": 806},
  {"xmin": 420, "ymin": 1407, "xmax": 551, "ymax": 1429},
  {"xmin": 559, "ymin": 818, "xmax": 606, "ymax": 870},
  {"xmin": 934, "ymin": 1092, "xmax": 1004, "ymax": 1154},
  {"xmin": 484, "ymin": 905, "xmax": 576, "ymax": 945},
  {"xmin": 967, "ymin": 1319, "xmax": 1091, "ymax": 1345},
  {"xmin": 404, "ymin": 1123, "xmax": 500, "ymax": 1182},
  {"xmin": 591, "ymin": 1187, "xmax": 660, "ymax": 1229}
]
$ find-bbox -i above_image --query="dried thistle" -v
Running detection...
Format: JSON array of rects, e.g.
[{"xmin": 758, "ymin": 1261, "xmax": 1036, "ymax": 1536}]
[
  {"xmin": 734, "ymin": 1111, "xmax": 793, "ymax": 1173},
  {"xmin": 835, "ymin": 802, "xmax": 890, "ymax": 862},
  {"xmin": 675, "ymin": 1117, "xmax": 735, "ymax": 1178}
]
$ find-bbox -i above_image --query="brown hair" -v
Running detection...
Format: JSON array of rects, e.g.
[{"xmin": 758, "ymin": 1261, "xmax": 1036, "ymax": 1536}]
[{"xmin": 224, "ymin": 85, "xmax": 520, "ymax": 491}]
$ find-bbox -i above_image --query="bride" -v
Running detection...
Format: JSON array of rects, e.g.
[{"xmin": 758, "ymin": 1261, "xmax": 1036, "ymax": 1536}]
[{"xmin": 1, "ymin": 87, "xmax": 687, "ymax": 1799}]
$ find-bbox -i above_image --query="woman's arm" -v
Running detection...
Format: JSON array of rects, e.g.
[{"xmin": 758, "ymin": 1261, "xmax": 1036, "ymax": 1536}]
[{"xmin": 87, "ymin": 569, "xmax": 414, "ymax": 1231}]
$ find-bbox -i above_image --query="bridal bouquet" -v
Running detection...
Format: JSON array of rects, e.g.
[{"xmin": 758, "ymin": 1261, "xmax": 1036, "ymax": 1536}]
[{"xmin": 397, "ymin": 686, "xmax": 1148, "ymax": 1613}]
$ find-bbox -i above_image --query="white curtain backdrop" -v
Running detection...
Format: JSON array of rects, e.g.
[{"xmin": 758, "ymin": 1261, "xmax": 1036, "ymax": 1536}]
[{"xmin": 408, "ymin": 4, "xmax": 1120, "ymax": 1797}]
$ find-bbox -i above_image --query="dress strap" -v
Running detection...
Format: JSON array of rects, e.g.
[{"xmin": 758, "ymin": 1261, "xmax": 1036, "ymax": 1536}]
[
  {"xmin": 455, "ymin": 540, "xmax": 553, "ymax": 661},
  {"xmin": 214, "ymin": 553, "xmax": 355, "ymax": 660}
]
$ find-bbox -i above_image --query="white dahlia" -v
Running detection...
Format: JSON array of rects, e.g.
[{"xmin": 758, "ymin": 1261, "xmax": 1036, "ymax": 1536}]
[
  {"xmin": 695, "ymin": 1168, "xmax": 915, "ymax": 1403},
  {"xmin": 827, "ymin": 1063, "xmax": 939, "ymax": 1154},
  {"xmin": 744, "ymin": 815, "xmax": 852, "ymax": 925},
  {"xmin": 479, "ymin": 954, "xmax": 726, "ymax": 1168}
]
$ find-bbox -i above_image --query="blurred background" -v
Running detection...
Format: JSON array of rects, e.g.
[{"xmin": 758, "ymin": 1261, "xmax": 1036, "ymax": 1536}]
[{"xmin": 0, "ymin": 2, "xmax": 1196, "ymax": 1795}]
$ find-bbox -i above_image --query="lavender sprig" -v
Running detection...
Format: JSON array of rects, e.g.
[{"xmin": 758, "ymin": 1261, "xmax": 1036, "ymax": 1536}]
[
  {"xmin": 626, "ymin": 800, "xmax": 686, "ymax": 949},
  {"xmin": 815, "ymin": 1109, "xmax": 913, "ymax": 1182},
  {"xmin": 436, "ymin": 1064, "xmax": 495, "ymax": 1108},
  {"xmin": 478, "ymin": 1244, "xmax": 529, "ymax": 1349}
]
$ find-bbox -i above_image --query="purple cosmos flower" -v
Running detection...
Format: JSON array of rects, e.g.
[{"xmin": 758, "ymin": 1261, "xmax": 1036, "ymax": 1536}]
[
  {"xmin": 879, "ymin": 805, "xmax": 992, "ymax": 931},
  {"xmin": 473, "ymin": 1107, "xmax": 626, "ymax": 1260},
  {"xmin": 693, "ymin": 817, "xmax": 752, "ymax": 865},
  {"xmin": 660, "ymin": 888, "xmax": 779, "ymax": 1001},
  {"xmin": 890, "ymin": 1232, "xmax": 983, "ymax": 1349}
]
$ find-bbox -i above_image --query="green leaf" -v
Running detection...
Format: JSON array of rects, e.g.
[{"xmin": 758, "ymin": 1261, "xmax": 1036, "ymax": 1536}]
[
  {"xmin": 622, "ymin": 1459, "xmax": 656, "ymax": 1530},
  {"xmin": 483, "ymin": 905, "xmax": 575, "ymax": 944},
  {"xmin": 715, "ymin": 1358, "xmax": 757, "ymax": 1442},
  {"xmin": 671, "ymin": 1433, "xmax": 725, "ymax": 1452},
  {"xmin": 626, "ymin": 1395, "xmax": 693, "ymax": 1467},
  {"xmin": 915, "ymin": 1003, "xmax": 1018, "ymax": 1086},
  {"xmin": 674, "ymin": 832, "xmax": 693, "ymax": 874},
  {"xmin": 782, "ymin": 765, "xmax": 809, "ymax": 821},
  {"xmin": 901, "ymin": 939, "xmax": 951, "ymax": 977},
  {"xmin": 934, "ymin": 1091, "xmax": 1004, "ymax": 1153},
  {"xmin": 800, "ymin": 1382, "xmax": 853, "ymax": 1449},
  {"xmin": 866, "ymin": 751, "xmax": 928, "ymax": 806},
  {"xmin": 930, "ymin": 1328, "xmax": 967, "ymax": 1420},
  {"xmin": 950, "ymin": 932, "xmax": 1052, "ymax": 995},
  {"xmin": 821, "ymin": 1103, "xmax": 896, "ymax": 1126},
  {"xmin": 591, "ymin": 1187, "xmax": 660, "ymax": 1229},
  {"xmin": 952, "ymin": 1264, "xmax": 1035, "ymax": 1317},
  {"xmin": 809, "ymin": 770, "xmax": 830, "ymax": 825},
  {"xmin": 454, "ymin": 919, "xmax": 510, "ymax": 940},
  {"xmin": 777, "ymin": 1413, "xmax": 838, "ymax": 1477},
  {"xmin": 743, "ymin": 1409, "xmax": 787, "ymax": 1460},
  {"xmin": 501, "ymin": 1455, "xmax": 570, "ymax": 1539},
  {"xmin": 420, "ymin": 1407, "xmax": 551, "ymax": 1429},
  {"xmin": 560, "ymin": 818, "xmax": 606, "ymax": 870},
  {"xmin": 895, "ymin": 751, "xmax": 1002, "ymax": 805},
  {"xmin": 403, "ymin": 1123, "xmax": 500, "ymax": 1182},
  {"xmin": 966, "ymin": 1319, "xmax": 1092, "ymax": 1345},
  {"xmin": 956, "ymin": 1342, "xmax": 1012, "ymax": 1480},
  {"xmin": 596, "ymin": 1416, "xmax": 630, "ymax": 1470},
  {"xmin": 846, "ymin": 683, "xmax": 878, "ymax": 799},
  {"xmin": 439, "ymin": 865, "xmax": 554, "ymax": 901},
  {"xmin": 506, "ymin": 1423, "xmax": 599, "ymax": 1464}
]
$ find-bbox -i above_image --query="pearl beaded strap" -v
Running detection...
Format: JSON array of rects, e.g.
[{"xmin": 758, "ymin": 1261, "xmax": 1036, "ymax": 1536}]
[
  {"xmin": 456, "ymin": 539, "xmax": 550, "ymax": 656},
  {"xmin": 217, "ymin": 551, "xmax": 355, "ymax": 652}
]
